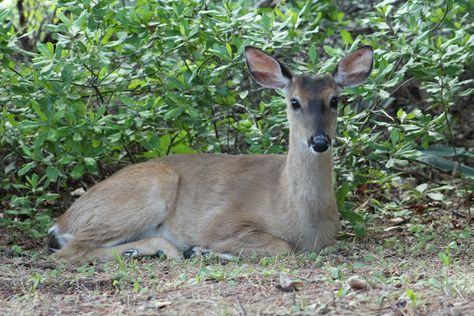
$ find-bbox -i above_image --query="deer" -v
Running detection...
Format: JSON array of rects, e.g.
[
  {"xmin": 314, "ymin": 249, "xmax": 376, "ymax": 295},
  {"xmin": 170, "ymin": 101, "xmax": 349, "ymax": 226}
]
[{"xmin": 47, "ymin": 45, "xmax": 374, "ymax": 263}]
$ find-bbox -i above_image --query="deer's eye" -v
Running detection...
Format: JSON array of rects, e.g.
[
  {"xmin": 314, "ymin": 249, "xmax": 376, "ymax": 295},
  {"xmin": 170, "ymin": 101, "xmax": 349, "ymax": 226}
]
[
  {"xmin": 330, "ymin": 96, "xmax": 338, "ymax": 110},
  {"xmin": 290, "ymin": 98, "xmax": 301, "ymax": 111}
]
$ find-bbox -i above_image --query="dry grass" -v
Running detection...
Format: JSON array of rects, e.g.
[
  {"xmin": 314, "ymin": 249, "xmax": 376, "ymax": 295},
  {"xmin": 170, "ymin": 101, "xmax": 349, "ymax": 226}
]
[{"xmin": 1, "ymin": 209, "xmax": 473, "ymax": 316}]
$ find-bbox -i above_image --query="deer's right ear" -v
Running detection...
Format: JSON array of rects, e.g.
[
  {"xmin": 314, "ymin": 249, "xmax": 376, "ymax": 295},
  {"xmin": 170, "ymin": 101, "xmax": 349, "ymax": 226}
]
[
  {"xmin": 245, "ymin": 46, "xmax": 292, "ymax": 89},
  {"xmin": 333, "ymin": 45, "xmax": 373, "ymax": 88}
]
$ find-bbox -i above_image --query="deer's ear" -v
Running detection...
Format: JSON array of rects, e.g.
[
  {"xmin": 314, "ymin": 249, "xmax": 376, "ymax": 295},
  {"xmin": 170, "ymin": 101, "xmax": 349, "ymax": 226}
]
[
  {"xmin": 333, "ymin": 45, "xmax": 373, "ymax": 87},
  {"xmin": 245, "ymin": 46, "xmax": 292, "ymax": 89}
]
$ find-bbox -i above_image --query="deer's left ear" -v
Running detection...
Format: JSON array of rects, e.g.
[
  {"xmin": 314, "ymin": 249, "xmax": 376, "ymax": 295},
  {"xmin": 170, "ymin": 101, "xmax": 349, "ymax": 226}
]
[
  {"xmin": 333, "ymin": 46, "xmax": 373, "ymax": 88},
  {"xmin": 245, "ymin": 46, "xmax": 292, "ymax": 89}
]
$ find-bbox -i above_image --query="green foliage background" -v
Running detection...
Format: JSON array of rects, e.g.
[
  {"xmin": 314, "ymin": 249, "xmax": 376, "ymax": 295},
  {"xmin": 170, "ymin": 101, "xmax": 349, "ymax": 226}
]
[{"xmin": 1, "ymin": 0, "xmax": 473, "ymax": 238}]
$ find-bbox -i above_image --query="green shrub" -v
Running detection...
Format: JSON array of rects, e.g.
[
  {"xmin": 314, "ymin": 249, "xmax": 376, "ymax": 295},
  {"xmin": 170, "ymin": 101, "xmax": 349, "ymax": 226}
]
[{"xmin": 0, "ymin": 0, "xmax": 472, "ymax": 236}]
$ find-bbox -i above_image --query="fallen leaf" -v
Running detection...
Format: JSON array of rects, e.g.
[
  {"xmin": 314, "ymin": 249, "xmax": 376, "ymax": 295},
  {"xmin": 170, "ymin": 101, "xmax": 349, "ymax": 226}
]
[
  {"xmin": 427, "ymin": 192, "xmax": 444, "ymax": 201},
  {"xmin": 389, "ymin": 217, "xmax": 407, "ymax": 225},
  {"xmin": 415, "ymin": 183, "xmax": 428, "ymax": 193},
  {"xmin": 383, "ymin": 226, "xmax": 403, "ymax": 232},
  {"xmin": 357, "ymin": 183, "xmax": 368, "ymax": 194},
  {"xmin": 451, "ymin": 219, "xmax": 462, "ymax": 229},
  {"xmin": 410, "ymin": 204, "xmax": 427, "ymax": 215}
]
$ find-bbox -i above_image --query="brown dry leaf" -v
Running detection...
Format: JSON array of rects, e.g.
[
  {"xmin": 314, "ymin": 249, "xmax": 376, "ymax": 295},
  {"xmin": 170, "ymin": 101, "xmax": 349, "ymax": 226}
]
[
  {"xmin": 383, "ymin": 226, "xmax": 403, "ymax": 232},
  {"xmin": 357, "ymin": 183, "xmax": 368, "ymax": 194},
  {"xmin": 389, "ymin": 217, "xmax": 407, "ymax": 225},
  {"xmin": 410, "ymin": 204, "xmax": 427, "ymax": 215},
  {"xmin": 276, "ymin": 272, "xmax": 303, "ymax": 292}
]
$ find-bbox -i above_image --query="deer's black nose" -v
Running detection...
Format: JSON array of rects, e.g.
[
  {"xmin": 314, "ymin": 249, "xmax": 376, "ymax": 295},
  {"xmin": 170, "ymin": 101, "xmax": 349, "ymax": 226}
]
[{"xmin": 308, "ymin": 134, "xmax": 331, "ymax": 153}]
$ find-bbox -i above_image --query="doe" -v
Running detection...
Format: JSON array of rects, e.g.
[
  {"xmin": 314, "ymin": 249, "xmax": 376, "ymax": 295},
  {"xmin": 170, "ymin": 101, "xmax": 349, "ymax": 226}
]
[{"xmin": 48, "ymin": 45, "xmax": 373, "ymax": 263}]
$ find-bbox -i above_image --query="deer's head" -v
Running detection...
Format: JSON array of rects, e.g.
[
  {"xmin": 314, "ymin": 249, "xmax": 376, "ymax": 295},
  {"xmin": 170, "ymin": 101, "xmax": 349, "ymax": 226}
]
[{"xmin": 245, "ymin": 46, "xmax": 373, "ymax": 154}]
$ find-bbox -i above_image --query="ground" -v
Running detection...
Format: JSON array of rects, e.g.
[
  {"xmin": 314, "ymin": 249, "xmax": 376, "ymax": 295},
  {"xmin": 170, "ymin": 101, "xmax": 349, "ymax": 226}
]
[{"xmin": 1, "ymin": 208, "xmax": 472, "ymax": 316}]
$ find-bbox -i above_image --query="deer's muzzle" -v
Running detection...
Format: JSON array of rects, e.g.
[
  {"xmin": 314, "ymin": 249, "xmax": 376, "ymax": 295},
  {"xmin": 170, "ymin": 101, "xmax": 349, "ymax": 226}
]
[{"xmin": 308, "ymin": 134, "xmax": 331, "ymax": 153}]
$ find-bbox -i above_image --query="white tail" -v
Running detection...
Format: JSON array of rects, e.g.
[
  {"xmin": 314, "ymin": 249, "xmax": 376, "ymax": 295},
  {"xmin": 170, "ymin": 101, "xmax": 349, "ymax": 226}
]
[{"xmin": 48, "ymin": 45, "xmax": 374, "ymax": 263}]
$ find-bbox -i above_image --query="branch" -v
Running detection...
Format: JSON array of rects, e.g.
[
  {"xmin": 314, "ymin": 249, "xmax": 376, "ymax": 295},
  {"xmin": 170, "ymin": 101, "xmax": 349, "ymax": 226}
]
[{"xmin": 16, "ymin": 0, "xmax": 33, "ymax": 51}]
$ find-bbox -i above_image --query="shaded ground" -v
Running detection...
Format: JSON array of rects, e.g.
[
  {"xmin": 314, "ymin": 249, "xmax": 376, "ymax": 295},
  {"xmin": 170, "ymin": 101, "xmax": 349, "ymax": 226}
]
[{"xmin": 1, "ymin": 208, "xmax": 472, "ymax": 316}]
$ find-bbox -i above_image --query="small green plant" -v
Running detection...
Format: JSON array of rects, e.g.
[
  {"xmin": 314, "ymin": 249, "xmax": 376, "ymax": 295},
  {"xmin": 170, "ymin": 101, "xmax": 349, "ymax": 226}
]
[
  {"xmin": 438, "ymin": 249, "xmax": 452, "ymax": 267},
  {"xmin": 10, "ymin": 244, "xmax": 23, "ymax": 254},
  {"xmin": 405, "ymin": 288, "xmax": 419, "ymax": 307},
  {"xmin": 28, "ymin": 272, "xmax": 43, "ymax": 292},
  {"xmin": 328, "ymin": 266, "xmax": 343, "ymax": 280},
  {"xmin": 337, "ymin": 285, "xmax": 350, "ymax": 297},
  {"xmin": 259, "ymin": 256, "xmax": 277, "ymax": 266},
  {"xmin": 77, "ymin": 263, "xmax": 97, "ymax": 276}
]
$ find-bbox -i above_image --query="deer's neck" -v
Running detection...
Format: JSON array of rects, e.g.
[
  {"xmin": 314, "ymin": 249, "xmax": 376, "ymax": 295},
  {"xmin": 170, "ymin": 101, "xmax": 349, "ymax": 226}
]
[
  {"xmin": 286, "ymin": 137, "xmax": 335, "ymax": 206},
  {"xmin": 283, "ymin": 134, "xmax": 339, "ymax": 250}
]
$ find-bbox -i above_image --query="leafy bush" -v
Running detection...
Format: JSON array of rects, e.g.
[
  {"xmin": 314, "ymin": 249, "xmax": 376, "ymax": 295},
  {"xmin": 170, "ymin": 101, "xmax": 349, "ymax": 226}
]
[{"xmin": 0, "ymin": 0, "xmax": 472, "ymax": 237}]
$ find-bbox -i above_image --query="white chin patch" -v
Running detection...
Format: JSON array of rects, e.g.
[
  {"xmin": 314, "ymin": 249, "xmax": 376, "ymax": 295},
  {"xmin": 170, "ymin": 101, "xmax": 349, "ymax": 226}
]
[{"xmin": 309, "ymin": 145, "xmax": 330, "ymax": 155}]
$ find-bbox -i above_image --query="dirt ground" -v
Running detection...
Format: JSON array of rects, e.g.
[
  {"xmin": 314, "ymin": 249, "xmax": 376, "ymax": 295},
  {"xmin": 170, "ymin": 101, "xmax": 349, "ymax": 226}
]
[{"xmin": 1, "ymin": 209, "xmax": 472, "ymax": 316}]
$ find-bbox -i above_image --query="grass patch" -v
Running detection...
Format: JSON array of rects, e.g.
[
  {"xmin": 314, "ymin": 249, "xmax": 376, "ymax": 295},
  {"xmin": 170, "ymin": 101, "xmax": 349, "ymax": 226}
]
[{"xmin": 1, "ymin": 209, "xmax": 472, "ymax": 315}]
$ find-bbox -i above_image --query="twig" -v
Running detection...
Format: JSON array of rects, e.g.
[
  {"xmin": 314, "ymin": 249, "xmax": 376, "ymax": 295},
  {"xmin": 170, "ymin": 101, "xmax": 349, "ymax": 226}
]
[
  {"xmin": 16, "ymin": 0, "xmax": 33, "ymax": 51},
  {"xmin": 236, "ymin": 296, "xmax": 247, "ymax": 316},
  {"xmin": 391, "ymin": 166, "xmax": 443, "ymax": 185},
  {"xmin": 429, "ymin": 1, "xmax": 451, "ymax": 34},
  {"xmin": 92, "ymin": 85, "xmax": 105, "ymax": 105},
  {"xmin": 360, "ymin": 77, "xmax": 415, "ymax": 130},
  {"xmin": 209, "ymin": 103, "xmax": 221, "ymax": 143},
  {"xmin": 97, "ymin": 161, "xmax": 106, "ymax": 179},
  {"xmin": 166, "ymin": 133, "xmax": 179, "ymax": 156},
  {"xmin": 32, "ymin": 7, "xmax": 57, "ymax": 47},
  {"xmin": 123, "ymin": 146, "xmax": 136, "ymax": 164}
]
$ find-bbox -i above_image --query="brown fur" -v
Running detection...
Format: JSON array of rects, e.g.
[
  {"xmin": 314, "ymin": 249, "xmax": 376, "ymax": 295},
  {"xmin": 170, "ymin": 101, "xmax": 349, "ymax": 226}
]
[{"xmin": 50, "ymin": 46, "xmax": 373, "ymax": 263}]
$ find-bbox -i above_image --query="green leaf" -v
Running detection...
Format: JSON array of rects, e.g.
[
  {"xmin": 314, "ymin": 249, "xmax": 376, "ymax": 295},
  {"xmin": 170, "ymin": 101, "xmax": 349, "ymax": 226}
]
[
  {"xmin": 225, "ymin": 43, "xmax": 233, "ymax": 59},
  {"xmin": 164, "ymin": 107, "xmax": 184, "ymax": 120},
  {"xmin": 340, "ymin": 29, "xmax": 353, "ymax": 45},
  {"xmin": 378, "ymin": 90, "xmax": 390, "ymax": 99},
  {"xmin": 354, "ymin": 223, "xmax": 366, "ymax": 237},
  {"xmin": 390, "ymin": 129, "xmax": 399, "ymax": 146},
  {"xmin": 71, "ymin": 164, "xmax": 85, "ymax": 179},
  {"xmin": 47, "ymin": 42, "xmax": 55, "ymax": 54},
  {"xmin": 419, "ymin": 146, "xmax": 471, "ymax": 158},
  {"xmin": 61, "ymin": 64, "xmax": 74, "ymax": 87},
  {"xmin": 438, "ymin": 251, "xmax": 451, "ymax": 266},
  {"xmin": 323, "ymin": 45, "xmax": 338, "ymax": 57},
  {"xmin": 336, "ymin": 182, "xmax": 350, "ymax": 210},
  {"xmin": 45, "ymin": 166, "xmax": 59, "ymax": 182},
  {"xmin": 73, "ymin": 133, "xmax": 83, "ymax": 141},
  {"xmin": 447, "ymin": 0, "xmax": 454, "ymax": 11},
  {"xmin": 417, "ymin": 155, "xmax": 474, "ymax": 178},
  {"xmin": 308, "ymin": 45, "xmax": 317, "ymax": 64},
  {"xmin": 0, "ymin": 9, "xmax": 10, "ymax": 24},
  {"xmin": 340, "ymin": 209, "xmax": 364, "ymax": 224},
  {"xmin": 31, "ymin": 100, "xmax": 48, "ymax": 121},
  {"xmin": 84, "ymin": 157, "xmax": 96, "ymax": 167},
  {"xmin": 98, "ymin": 67, "xmax": 107, "ymax": 80},
  {"xmin": 18, "ymin": 162, "xmax": 36, "ymax": 176}
]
